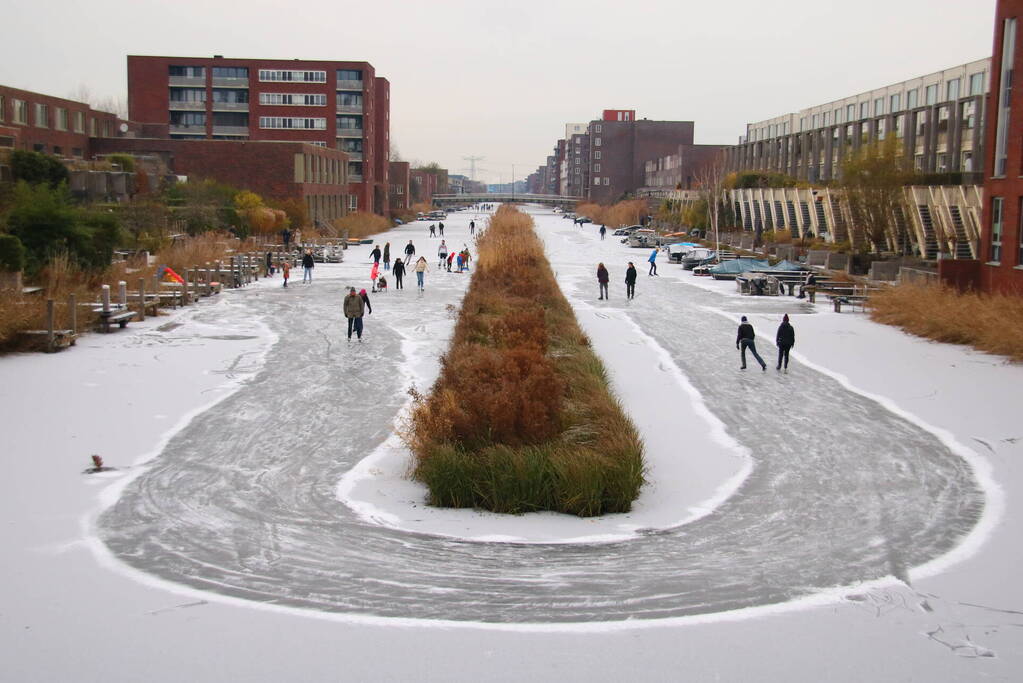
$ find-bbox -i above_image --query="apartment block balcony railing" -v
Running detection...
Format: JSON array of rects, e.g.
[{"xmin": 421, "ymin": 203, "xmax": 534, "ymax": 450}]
[
  {"xmin": 168, "ymin": 101, "xmax": 206, "ymax": 111},
  {"xmin": 336, "ymin": 104, "xmax": 363, "ymax": 114},
  {"xmin": 336, "ymin": 128, "xmax": 363, "ymax": 138},
  {"xmin": 348, "ymin": 174, "xmax": 363, "ymax": 182},
  {"xmin": 345, "ymin": 152, "xmax": 363, "ymax": 161},
  {"xmin": 336, "ymin": 79, "xmax": 364, "ymax": 91},
  {"xmin": 211, "ymin": 77, "xmax": 249, "ymax": 88},
  {"xmin": 169, "ymin": 125, "xmax": 207, "ymax": 136},
  {"xmin": 212, "ymin": 125, "xmax": 249, "ymax": 136},
  {"xmin": 211, "ymin": 101, "xmax": 250, "ymax": 112},
  {"xmin": 169, "ymin": 76, "xmax": 206, "ymax": 87}
]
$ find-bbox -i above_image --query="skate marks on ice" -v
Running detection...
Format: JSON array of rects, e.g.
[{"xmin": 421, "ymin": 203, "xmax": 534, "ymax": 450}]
[{"xmin": 97, "ymin": 252, "xmax": 987, "ymax": 625}]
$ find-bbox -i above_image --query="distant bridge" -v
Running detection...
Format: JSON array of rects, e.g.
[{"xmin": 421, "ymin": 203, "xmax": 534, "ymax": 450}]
[{"xmin": 432, "ymin": 193, "xmax": 580, "ymax": 207}]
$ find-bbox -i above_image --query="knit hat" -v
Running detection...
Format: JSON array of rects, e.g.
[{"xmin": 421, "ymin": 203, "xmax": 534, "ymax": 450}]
[
  {"xmin": 783, "ymin": 314, "xmax": 789, "ymax": 322},
  {"xmin": 741, "ymin": 316, "xmax": 747, "ymax": 322},
  {"xmin": 359, "ymin": 289, "xmax": 367, "ymax": 295}
]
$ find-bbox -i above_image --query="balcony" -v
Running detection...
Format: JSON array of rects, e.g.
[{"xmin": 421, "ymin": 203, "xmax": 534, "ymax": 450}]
[
  {"xmin": 212, "ymin": 125, "xmax": 249, "ymax": 136},
  {"xmin": 169, "ymin": 76, "xmax": 205, "ymax": 87},
  {"xmin": 169, "ymin": 125, "xmax": 206, "ymax": 136},
  {"xmin": 336, "ymin": 104, "xmax": 363, "ymax": 114},
  {"xmin": 348, "ymin": 174, "xmax": 363, "ymax": 183},
  {"xmin": 212, "ymin": 76, "xmax": 249, "ymax": 88},
  {"xmin": 336, "ymin": 79, "xmax": 364, "ymax": 91},
  {"xmin": 211, "ymin": 101, "xmax": 250, "ymax": 112},
  {"xmin": 168, "ymin": 101, "xmax": 206, "ymax": 111},
  {"xmin": 336, "ymin": 128, "xmax": 363, "ymax": 138},
  {"xmin": 344, "ymin": 152, "xmax": 363, "ymax": 161}
]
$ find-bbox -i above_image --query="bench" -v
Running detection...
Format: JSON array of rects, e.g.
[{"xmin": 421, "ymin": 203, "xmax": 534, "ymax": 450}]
[
  {"xmin": 18, "ymin": 329, "xmax": 77, "ymax": 352},
  {"xmin": 831, "ymin": 295, "xmax": 870, "ymax": 313},
  {"xmin": 97, "ymin": 309, "xmax": 137, "ymax": 332}
]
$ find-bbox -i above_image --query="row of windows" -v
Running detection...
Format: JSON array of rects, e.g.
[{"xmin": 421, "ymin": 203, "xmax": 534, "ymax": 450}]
[
  {"xmin": 259, "ymin": 116, "xmax": 326, "ymax": 129},
  {"xmin": 591, "ymin": 177, "xmax": 611, "ymax": 186},
  {"xmin": 988, "ymin": 196, "xmax": 1023, "ymax": 266},
  {"xmin": 1, "ymin": 96, "xmax": 101, "ymax": 135},
  {"xmin": 259, "ymin": 70, "xmax": 327, "ymax": 83},
  {"xmin": 259, "ymin": 93, "xmax": 327, "ymax": 106},
  {"xmin": 336, "ymin": 115, "xmax": 362, "ymax": 129}
]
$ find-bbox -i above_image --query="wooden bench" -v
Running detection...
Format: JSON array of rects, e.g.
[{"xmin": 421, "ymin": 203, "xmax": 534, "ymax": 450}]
[
  {"xmin": 831, "ymin": 295, "xmax": 870, "ymax": 313},
  {"xmin": 97, "ymin": 309, "xmax": 137, "ymax": 332},
  {"xmin": 18, "ymin": 329, "xmax": 77, "ymax": 352}
]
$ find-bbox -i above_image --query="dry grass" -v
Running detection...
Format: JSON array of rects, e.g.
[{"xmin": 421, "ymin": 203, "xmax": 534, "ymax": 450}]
[
  {"xmin": 405, "ymin": 205, "xmax": 645, "ymax": 516},
  {"xmin": 869, "ymin": 281, "xmax": 1023, "ymax": 361},
  {"xmin": 332, "ymin": 212, "xmax": 392, "ymax": 240},
  {"xmin": 575, "ymin": 199, "xmax": 648, "ymax": 228}
]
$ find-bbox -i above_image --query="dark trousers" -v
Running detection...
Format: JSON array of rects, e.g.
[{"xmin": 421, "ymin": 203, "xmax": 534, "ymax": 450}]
[
  {"xmin": 740, "ymin": 338, "xmax": 766, "ymax": 369},
  {"xmin": 777, "ymin": 344, "xmax": 792, "ymax": 369},
  {"xmin": 649, "ymin": 261, "xmax": 657, "ymax": 275},
  {"xmin": 626, "ymin": 282, "xmax": 635, "ymax": 299},
  {"xmin": 347, "ymin": 317, "xmax": 363, "ymax": 339},
  {"xmin": 598, "ymin": 282, "xmax": 608, "ymax": 299},
  {"xmin": 394, "ymin": 274, "xmax": 403, "ymax": 289}
]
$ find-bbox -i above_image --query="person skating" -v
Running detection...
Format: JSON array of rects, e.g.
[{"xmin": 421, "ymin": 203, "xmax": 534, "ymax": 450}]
[
  {"xmin": 383, "ymin": 242, "xmax": 391, "ymax": 271},
  {"xmin": 460, "ymin": 248, "xmax": 471, "ymax": 272},
  {"xmin": 265, "ymin": 251, "xmax": 274, "ymax": 277},
  {"xmin": 281, "ymin": 260, "xmax": 290, "ymax": 287},
  {"xmin": 625, "ymin": 262, "xmax": 637, "ymax": 299},
  {"xmin": 776, "ymin": 314, "xmax": 795, "ymax": 371},
  {"xmin": 359, "ymin": 288, "xmax": 373, "ymax": 315},
  {"xmin": 343, "ymin": 287, "xmax": 366, "ymax": 342},
  {"xmin": 798, "ymin": 272, "xmax": 818, "ymax": 302},
  {"xmin": 404, "ymin": 240, "xmax": 416, "ymax": 264},
  {"xmin": 597, "ymin": 262, "xmax": 609, "ymax": 300},
  {"xmin": 469, "ymin": 220, "xmax": 475, "ymax": 236},
  {"xmin": 438, "ymin": 240, "xmax": 448, "ymax": 269},
  {"xmin": 429, "ymin": 224, "xmax": 436, "ymax": 237},
  {"xmin": 599, "ymin": 224, "xmax": 606, "ymax": 240},
  {"xmin": 438, "ymin": 222, "xmax": 444, "ymax": 237},
  {"xmin": 302, "ymin": 250, "xmax": 315, "ymax": 283},
  {"xmin": 736, "ymin": 315, "xmax": 767, "ymax": 371},
  {"xmin": 648, "ymin": 248, "xmax": 658, "ymax": 276},
  {"xmin": 370, "ymin": 244, "xmax": 381, "ymax": 265},
  {"xmin": 414, "ymin": 256, "xmax": 429, "ymax": 291},
  {"xmin": 392, "ymin": 258, "xmax": 406, "ymax": 290},
  {"xmin": 447, "ymin": 251, "xmax": 455, "ymax": 272}
]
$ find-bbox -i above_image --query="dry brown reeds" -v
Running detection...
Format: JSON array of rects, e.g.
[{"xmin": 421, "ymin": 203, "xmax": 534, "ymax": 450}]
[
  {"xmin": 332, "ymin": 212, "xmax": 392, "ymax": 240},
  {"xmin": 405, "ymin": 205, "xmax": 645, "ymax": 516},
  {"xmin": 576, "ymin": 199, "xmax": 648, "ymax": 228},
  {"xmin": 869, "ymin": 281, "xmax": 1023, "ymax": 361}
]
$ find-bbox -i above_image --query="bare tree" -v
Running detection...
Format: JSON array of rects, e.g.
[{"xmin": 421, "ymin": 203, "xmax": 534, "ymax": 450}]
[
  {"xmin": 840, "ymin": 137, "xmax": 914, "ymax": 254},
  {"xmin": 67, "ymin": 83, "xmax": 128, "ymax": 118},
  {"xmin": 694, "ymin": 157, "xmax": 730, "ymax": 260}
]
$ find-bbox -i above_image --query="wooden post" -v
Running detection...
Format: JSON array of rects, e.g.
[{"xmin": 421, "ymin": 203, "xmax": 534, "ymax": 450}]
[
  {"xmin": 118, "ymin": 281, "xmax": 128, "ymax": 309},
  {"xmin": 101, "ymin": 284, "xmax": 111, "ymax": 313},
  {"xmin": 46, "ymin": 298, "xmax": 55, "ymax": 352},
  {"xmin": 191, "ymin": 269, "xmax": 200, "ymax": 301},
  {"xmin": 181, "ymin": 269, "xmax": 189, "ymax": 306},
  {"xmin": 215, "ymin": 260, "xmax": 222, "ymax": 288},
  {"xmin": 137, "ymin": 278, "xmax": 146, "ymax": 321},
  {"xmin": 68, "ymin": 293, "xmax": 77, "ymax": 333}
]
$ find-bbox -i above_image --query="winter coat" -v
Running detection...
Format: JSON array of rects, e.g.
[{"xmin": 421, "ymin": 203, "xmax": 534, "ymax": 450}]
[
  {"xmin": 360, "ymin": 292, "xmax": 372, "ymax": 314},
  {"xmin": 597, "ymin": 265, "xmax": 609, "ymax": 283},
  {"xmin": 648, "ymin": 249, "xmax": 657, "ymax": 263},
  {"xmin": 439, "ymin": 244, "xmax": 448, "ymax": 257},
  {"xmin": 371, "ymin": 247, "xmax": 381, "ymax": 262},
  {"xmin": 414, "ymin": 260, "xmax": 429, "ymax": 273},
  {"xmin": 343, "ymin": 293, "xmax": 365, "ymax": 318},
  {"xmin": 392, "ymin": 260, "xmax": 406, "ymax": 277},
  {"xmin": 302, "ymin": 253, "xmax": 315, "ymax": 269},
  {"xmin": 383, "ymin": 244, "xmax": 390, "ymax": 261},
  {"xmin": 776, "ymin": 321, "xmax": 795, "ymax": 347},
  {"xmin": 625, "ymin": 266, "xmax": 637, "ymax": 284},
  {"xmin": 281, "ymin": 262, "xmax": 291, "ymax": 278},
  {"xmin": 736, "ymin": 322, "xmax": 756, "ymax": 345},
  {"xmin": 405, "ymin": 243, "xmax": 415, "ymax": 255}
]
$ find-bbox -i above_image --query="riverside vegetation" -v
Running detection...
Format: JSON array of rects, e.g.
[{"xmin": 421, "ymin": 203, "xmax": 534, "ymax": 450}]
[{"xmin": 404, "ymin": 206, "xmax": 645, "ymax": 516}]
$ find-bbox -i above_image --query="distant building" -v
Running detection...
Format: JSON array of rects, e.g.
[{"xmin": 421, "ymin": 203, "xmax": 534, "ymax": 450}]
[
  {"xmin": 642, "ymin": 143, "xmax": 727, "ymax": 196},
  {"xmin": 410, "ymin": 168, "xmax": 438, "ymax": 204},
  {"xmin": 563, "ymin": 132, "xmax": 589, "ymax": 197},
  {"xmin": 976, "ymin": 0, "xmax": 1023, "ymax": 293},
  {"xmin": 587, "ymin": 115, "xmax": 696, "ymax": 202},
  {"xmin": 389, "ymin": 161, "xmax": 410, "ymax": 213},
  {"xmin": 126, "ymin": 55, "xmax": 390, "ymax": 215},
  {"xmin": 727, "ymin": 59, "xmax": 990, "ymax": 184}
]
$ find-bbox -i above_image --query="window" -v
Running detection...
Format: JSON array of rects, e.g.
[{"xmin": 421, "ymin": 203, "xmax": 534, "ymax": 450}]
[
  {"xmin": 594, "ymin": 137, "xmax": 601, "ymax": 146},
  {"xmin": 593, "ymin": 163, "xmax": 601, "ymax": 172},
  {"xmin": 212, "ymin": 112, "xmax": 248, "ymax": 127},
  {"xmin": 947, "ymin": 78, "xmax": 960, "ymax": 101},
  {"xmin": 937, "ymin": 105, "xmax": 950, "ymax": 133},
  {"xmin": 822, "ymin": 112, "xmax": 829, "ymax": 126},
  {"xmin": 307, "ymin": 141, "xmax": 326, "ymax": 147},
  {"xmin": 53, "ymin": 146, "xmax": 62, "ymax": 155},
  {"xmin": 907, "ymin": 89, "xmax": 919, "ymax": 109},
  {"xmin": 859, "ymin": 102, "xmax": 869, "ymax": 119},
  {"xmin": 55, "ymin": 108, "xmax": 68, "ymax": 131},
  {"xmin": 925, "ymin": 84, "xmax": 938, "ymax": 105},
  {"xmin": 34, "ymin": 103, "xmax": 49, "ymax": 128},
  {"xmin": 874, "ymin": 98, "xmax": 884, "ymax": 116},
  {"xmin": 211, "ymin": 66, "xmax": 248, "ymax": 79},
  {"xmin": 102, "ymin": 121, "xmax": 111, "ymax": 137},
  {"xmin": 970, "ymin": 72, "xmax": 985, "ymax": 96},
  {"xmin": 73, "ymin": 111, "xmax": 85, "ymax": 133},
  {"xmin": 994, "ymin": 17, "xmax": 1016, "ymax": 176},
  {"xmin": 890, "ymin": 93, "xmax": 901, "ymax": 112},
  {"xmin": 259, "ymin": 93, "xmax": 326, "ymax": 106},
  {"xmin": 259, "ymin": 116, "xmax": 326, "ymax": 129},
  {"xmin": 259, "ymin": 70, "xmax": 326, "ymax": 83},
  {"xmin": 915, "ymin": 111, "xmax": 927, "ymax": 137},
  {"xmin": 812, "ymin": 114, "xmax": 819, "ymax": 128},
  {"xmin": 337, "ymin": 92, "xmax": 363, "ymax": 107},
  {"xmin": 594, "ymin": 151, "xmax": 601, "ymax": 160},
  {"xmin": 877, "ymin": 118, "xmax": 886, "ymax": 140},
  {"xmin": 336, "ymin": 69, "xmax": 363, "ymax": 81},
  {"xmin": 594, "ymin": 124, "xmax": 602, "ymax": 133},
  {"xmin": 962, "ymin": 151, "xmax": 974, "ymax": 172},
  {"xmin": 937, "ymin": 153, "xmax": 947, "ymax": 172},
  {"xmin": 340, "ymin": 138, "xmax": 362, "ymax": 152},
  {"xmin": 990, "ymin": 196, "xmax": 1004, "ymax": 262},
  {"xmin": 336, "ymin": 115, "xmax": 362, "ymax": 129},
  {"xmin": 845, "ymin": 104, "xmax": 854, "ymax": 122},
  {"xmin": 603, "ymin": 177, "xmax": 609, "ymax": 185},
  {"xmin": 170, "ymin": 111, "xmax": 206, "ymax": 128},
  {"xmin": 348, "ymin": 195, "xmax": 357, "ymax": 210},
  {"xmin": 169, "ymin": 88, "xmax": 206, "ymax": 102},
  {"xmin": 89, "ymin": 117, "xmax": 97, "ymax": 136},
  {"xmin": 71, "ymin": 147, "xmax": 83, "ymax": 158},
  {"xmin": 212, "ymin": 88, "xmax": 248, "ymax": 103},
  {"xmin": 834, "ymin": 109, "xmax": 841, "ymax": 124},
  {"xmin": 961, "ymin": 101, "xmax": 976, "ymax": 129},
  {"xmin": 894, "ymin": 114, "xmax": 905, "ymax": 138},
  {"xmin": 169, "ymin": 65, "xmax": 205, "ymax": 78}
]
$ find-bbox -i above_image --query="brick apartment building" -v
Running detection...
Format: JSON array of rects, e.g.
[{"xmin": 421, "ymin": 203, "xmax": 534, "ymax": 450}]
[
  {"xmin": 410, "ymin": 168, "xmax": 437, "ymax": 204},
  {"xmin": 643, "ymin": 143, "xmax": 727, "ymax": 194},
  {"xmin": 389, "ymin": 160, "xmax": 410, "ymax": 213},
  {"xmin": 126, "ymin": 55, "xmax": 390, "ymax": 215},
  {"xmin": 0, "ymin": 85, "xmax": 127, "ymax": 180},
  {"xmin": 977, "ymin": 0, "xmax": 1023, "ymax": 293},
  {"xmin": 93, "ymin": 137, "xmax": 349, "ymax": 223},
  {"xmin": 587, "ymin": 110, "xmax": 695, "ymax": 202}
]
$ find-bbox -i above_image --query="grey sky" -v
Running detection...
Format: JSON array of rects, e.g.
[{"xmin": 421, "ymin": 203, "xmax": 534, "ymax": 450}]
[{"xmin": 2, "ymin": 0, "xmax": 997, "ymax": 186}]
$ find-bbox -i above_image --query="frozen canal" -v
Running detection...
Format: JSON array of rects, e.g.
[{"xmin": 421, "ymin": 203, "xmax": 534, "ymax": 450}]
[{"xmin": 97, "ymin": 208, "xmax": 984, "ymax": 623}]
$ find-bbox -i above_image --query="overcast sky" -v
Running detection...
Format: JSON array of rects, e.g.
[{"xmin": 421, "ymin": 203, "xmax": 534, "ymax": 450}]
[{"xmin": 2, "ymin": 0, "xmax": 997, "ymax": 185}]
